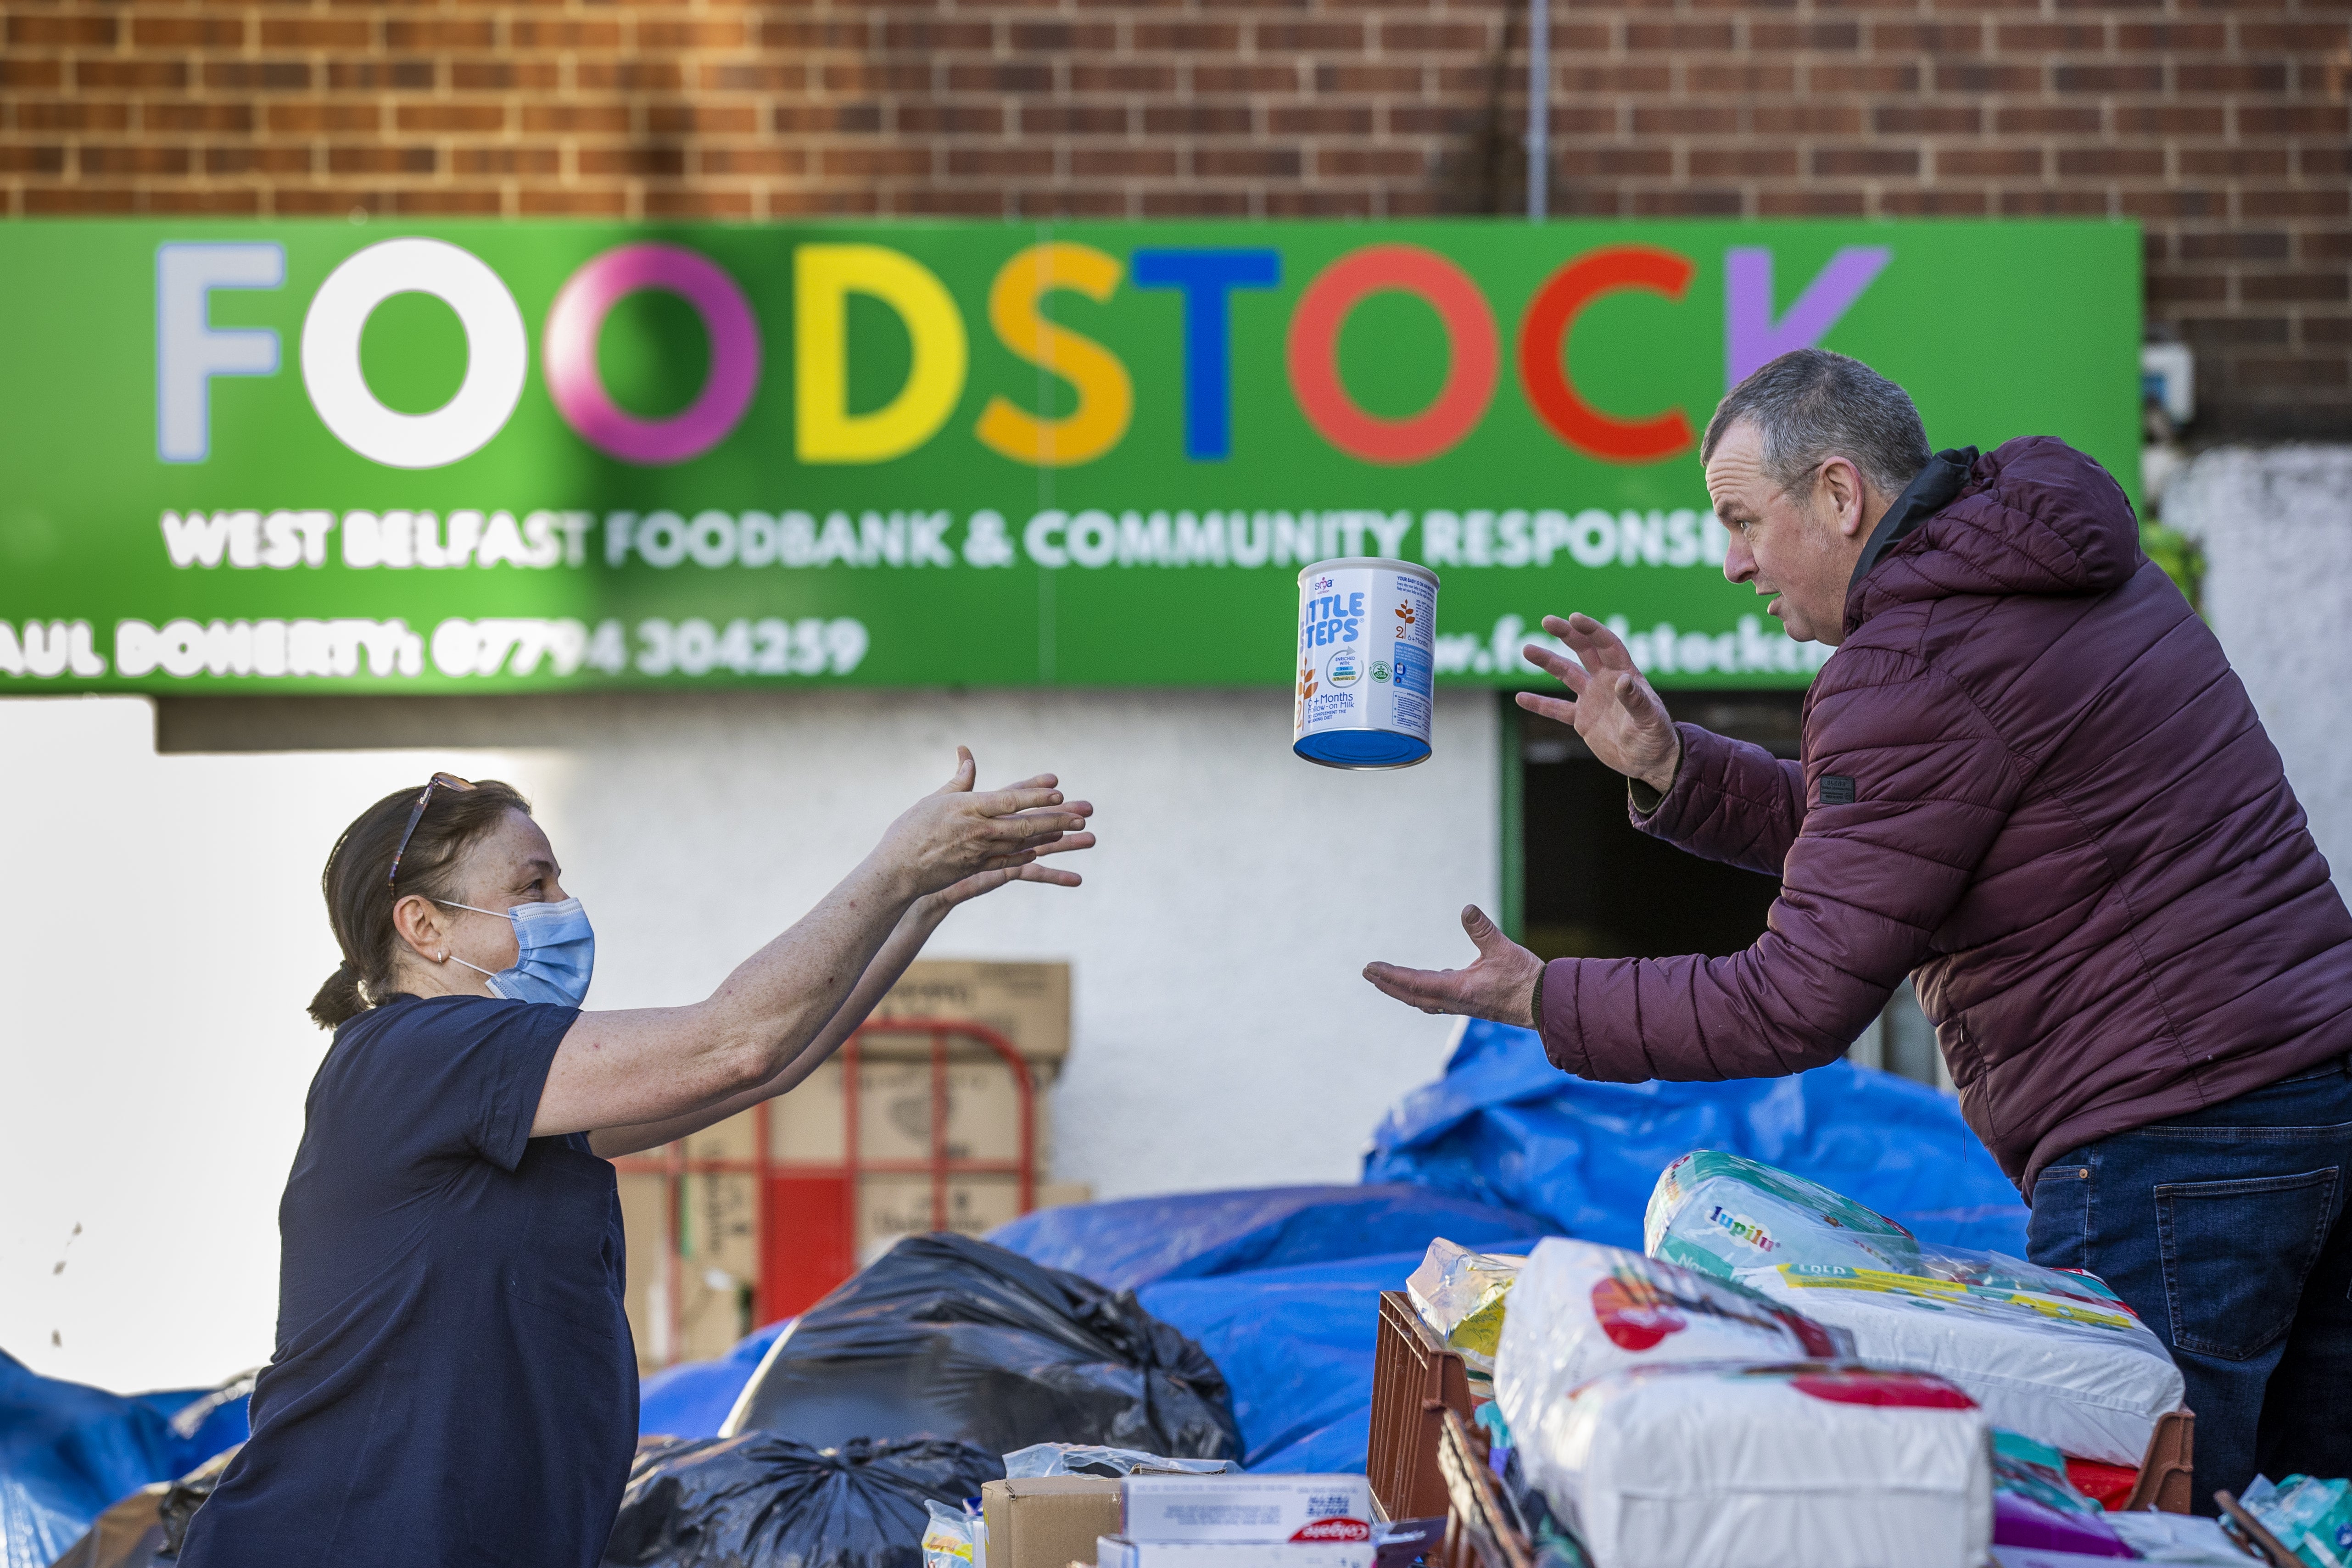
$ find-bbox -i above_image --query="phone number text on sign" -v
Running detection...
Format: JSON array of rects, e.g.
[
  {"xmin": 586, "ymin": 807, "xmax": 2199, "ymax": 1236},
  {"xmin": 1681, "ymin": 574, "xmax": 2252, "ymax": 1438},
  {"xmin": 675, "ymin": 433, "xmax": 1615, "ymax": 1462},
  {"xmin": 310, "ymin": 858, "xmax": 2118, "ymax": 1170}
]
[{"xmin": 429, "ymin": 615, "xmax": 870, "ymax": 679}]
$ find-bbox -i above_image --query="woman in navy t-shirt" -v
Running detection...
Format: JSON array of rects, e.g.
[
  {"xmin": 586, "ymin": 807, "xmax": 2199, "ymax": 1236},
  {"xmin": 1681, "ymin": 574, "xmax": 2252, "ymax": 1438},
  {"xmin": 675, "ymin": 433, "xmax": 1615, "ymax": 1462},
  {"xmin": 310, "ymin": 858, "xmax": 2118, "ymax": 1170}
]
[{"xmin": 178, "ymin": 750, "xmax": 1093, "ymax": 1568}]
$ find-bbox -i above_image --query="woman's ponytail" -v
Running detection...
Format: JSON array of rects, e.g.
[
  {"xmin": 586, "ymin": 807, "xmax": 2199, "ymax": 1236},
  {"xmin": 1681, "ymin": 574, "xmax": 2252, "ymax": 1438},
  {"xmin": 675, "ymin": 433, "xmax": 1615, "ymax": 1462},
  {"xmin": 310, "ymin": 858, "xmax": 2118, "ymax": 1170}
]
[{"xmin": 308, "ymin": 960, "xmax": 367, "ymax": 1030}]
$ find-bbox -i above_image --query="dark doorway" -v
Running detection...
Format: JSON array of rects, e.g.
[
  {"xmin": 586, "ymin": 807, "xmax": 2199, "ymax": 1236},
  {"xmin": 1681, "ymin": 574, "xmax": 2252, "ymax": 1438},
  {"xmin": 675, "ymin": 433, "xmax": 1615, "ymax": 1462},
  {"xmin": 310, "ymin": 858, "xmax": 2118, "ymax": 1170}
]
[
  {"xmin": 1516, "ymin": 691, "xmax": 1801, "ymax": 962},
  {"xmin": 1508, "ymin": 688, "xmax": 1948, "ymax": 1089}
]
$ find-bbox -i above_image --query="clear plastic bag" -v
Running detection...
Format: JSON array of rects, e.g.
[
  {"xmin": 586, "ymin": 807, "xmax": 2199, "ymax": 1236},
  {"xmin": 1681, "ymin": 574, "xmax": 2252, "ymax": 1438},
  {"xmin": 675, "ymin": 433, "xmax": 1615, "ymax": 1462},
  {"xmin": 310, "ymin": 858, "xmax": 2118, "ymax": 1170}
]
[
  {"xmin": 1405, "ymin": 1238, "xmax": 1526, "ymax": 1376},
  {"xmin": 921, "ymin": 1499, "xmax": 975, "ymax": 1568},
  {"xmin": 999, "ymin": 1443, "xmax": 1235, "ymax": 1479},
  {"xmin": 1645, "ymin": 1151, "xmax": 2184, "ymax": 1465}
]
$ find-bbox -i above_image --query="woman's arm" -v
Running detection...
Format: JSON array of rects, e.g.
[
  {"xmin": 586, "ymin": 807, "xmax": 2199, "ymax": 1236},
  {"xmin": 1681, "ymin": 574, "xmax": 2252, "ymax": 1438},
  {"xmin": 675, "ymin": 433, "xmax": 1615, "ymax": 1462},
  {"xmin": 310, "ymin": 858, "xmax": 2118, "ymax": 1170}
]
[
  {"xmin": 530, "ymin": 752, "xmax": 1091, "ymax": 1140},
  {"xmin": 586, "ymin": 845, "xmax": 1083, "ymax": 1157}
]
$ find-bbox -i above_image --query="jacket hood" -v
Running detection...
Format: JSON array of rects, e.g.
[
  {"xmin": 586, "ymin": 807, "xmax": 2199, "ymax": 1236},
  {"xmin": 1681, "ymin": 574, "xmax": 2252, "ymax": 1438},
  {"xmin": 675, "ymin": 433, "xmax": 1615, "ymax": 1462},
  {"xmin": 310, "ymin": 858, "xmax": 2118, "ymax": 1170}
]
[{"xmin": 1845, "ymin": 436, "xmax": 2144, "ymax": 635}]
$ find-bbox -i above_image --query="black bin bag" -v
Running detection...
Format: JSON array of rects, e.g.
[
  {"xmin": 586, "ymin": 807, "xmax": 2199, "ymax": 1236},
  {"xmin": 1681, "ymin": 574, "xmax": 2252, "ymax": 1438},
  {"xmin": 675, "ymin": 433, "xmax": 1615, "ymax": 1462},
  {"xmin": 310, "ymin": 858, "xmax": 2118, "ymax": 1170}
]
[
  {"xmin": 602, "ymin": 1434, "xmax": 1000, "ymax": 1568},
  {"xmin": 727, "ymin": 1233, "xmax": 1241, "ymax": 1460}
]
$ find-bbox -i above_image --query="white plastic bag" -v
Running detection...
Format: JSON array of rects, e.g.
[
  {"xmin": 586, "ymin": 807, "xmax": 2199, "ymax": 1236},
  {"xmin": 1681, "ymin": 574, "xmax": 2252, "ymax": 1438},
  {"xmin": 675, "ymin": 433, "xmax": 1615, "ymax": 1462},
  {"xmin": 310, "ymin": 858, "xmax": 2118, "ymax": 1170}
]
[
  {"xmin": 1524, "ymin": 1362, "xmax": 1993, "ymax": 1568},
  {"xmin": 1492, "ymin": 1236, "xmax": 1852, "ymax": 1479},
  {"xmin": 1646, "ymin": 1151, "xmax": 2184, "ymax": 1464},
  {"xmin": 1405, "ymin": 1237, "xmax": 1526, "ymax": 1375}
]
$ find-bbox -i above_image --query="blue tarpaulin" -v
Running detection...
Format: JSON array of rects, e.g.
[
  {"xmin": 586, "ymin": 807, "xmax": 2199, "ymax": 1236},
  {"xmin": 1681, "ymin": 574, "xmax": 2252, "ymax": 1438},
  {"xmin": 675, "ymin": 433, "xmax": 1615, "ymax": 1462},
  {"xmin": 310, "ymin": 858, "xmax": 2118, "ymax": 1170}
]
[
  {"xmin": 0, "ymin": 1351, "xmax": 249, "ymax": 1568},
  {"xmin": 638, "ymin": 1319, "xmax": 788, "ymax": 1439},
  {"xmin": 1363, "ymin": 1018, "xmax": 2028, "ymax": 1255},
  {"xmin": 985, "ymin": 1184, "xmax": 1555, "ymax": 1292}
]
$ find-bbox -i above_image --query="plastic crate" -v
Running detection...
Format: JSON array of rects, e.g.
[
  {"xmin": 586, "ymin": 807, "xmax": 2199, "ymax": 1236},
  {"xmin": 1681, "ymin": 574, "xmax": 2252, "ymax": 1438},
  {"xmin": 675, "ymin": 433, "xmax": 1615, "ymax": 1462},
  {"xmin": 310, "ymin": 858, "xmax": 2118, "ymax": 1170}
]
[
  {"xmin": 2124, "ymin": 1406, "xmax": 2196, "ymax": 1514},
  {"xmin": 1433, "ymin": 1406, "xmax": 1531, "ymax": 1568},
  {"xmin": 1369, "ymin": 1289, "xmax": 1476, "ymax": 1523}
]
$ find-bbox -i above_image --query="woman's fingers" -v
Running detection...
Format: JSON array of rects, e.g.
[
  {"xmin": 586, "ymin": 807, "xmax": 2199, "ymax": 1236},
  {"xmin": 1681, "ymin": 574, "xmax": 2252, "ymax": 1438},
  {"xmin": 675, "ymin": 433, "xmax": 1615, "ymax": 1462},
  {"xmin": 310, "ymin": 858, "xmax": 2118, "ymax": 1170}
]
[
  {"xmin": 1028, "ymin": 831, "xmax": 1097, "ymax": 859},
  {"xmin": 978, "ymin": 815, "xmax": 1090, "ymax": 851},
  {"xmin": 930, "ymin": 745, "xmax": 979, "ymax": 795},
  {"xmin": 971, "ymin": 784, "xmax": 1077, "ymax": 817}
]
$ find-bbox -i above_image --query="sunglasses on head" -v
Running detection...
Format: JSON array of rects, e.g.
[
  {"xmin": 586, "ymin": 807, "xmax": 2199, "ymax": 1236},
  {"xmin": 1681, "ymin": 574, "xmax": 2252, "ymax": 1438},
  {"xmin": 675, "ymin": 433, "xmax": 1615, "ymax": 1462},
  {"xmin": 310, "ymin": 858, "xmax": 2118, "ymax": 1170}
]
[{"xmin": 388, "ymin": 772, "xmax": 476, "ymax": 888}]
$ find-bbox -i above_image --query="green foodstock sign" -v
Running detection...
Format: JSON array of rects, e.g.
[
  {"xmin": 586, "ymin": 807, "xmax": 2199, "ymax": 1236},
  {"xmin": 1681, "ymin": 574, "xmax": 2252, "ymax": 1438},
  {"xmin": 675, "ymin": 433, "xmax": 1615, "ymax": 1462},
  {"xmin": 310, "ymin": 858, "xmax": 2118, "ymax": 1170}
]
[{"xmin": 0, "ymin": 219, "xmax": 2139, "ymax": 694}]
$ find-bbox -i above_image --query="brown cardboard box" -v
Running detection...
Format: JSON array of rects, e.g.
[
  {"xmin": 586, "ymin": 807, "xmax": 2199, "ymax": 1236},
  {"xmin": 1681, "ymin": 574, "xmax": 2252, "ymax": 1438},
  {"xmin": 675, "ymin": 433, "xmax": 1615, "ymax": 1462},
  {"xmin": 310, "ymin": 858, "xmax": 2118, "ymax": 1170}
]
[
  {"xmin": 982, "ymin": 1477, "xmax": 1123, "ymax": 1568},
  {"xmin": 870, "ymin": 959, "xmax": 1071, "ymax": 1062},
  {"xmin": 619, "ymin": 1169, "xmax": 760, "ymax": 1371},
  {"xmin": 858, "ymin": 1172, "xmax": 1024, "ymax": 1265},
  {"xmin": 760, "ymin": 1050, "xmax": 1041, "ymax": 1166}
]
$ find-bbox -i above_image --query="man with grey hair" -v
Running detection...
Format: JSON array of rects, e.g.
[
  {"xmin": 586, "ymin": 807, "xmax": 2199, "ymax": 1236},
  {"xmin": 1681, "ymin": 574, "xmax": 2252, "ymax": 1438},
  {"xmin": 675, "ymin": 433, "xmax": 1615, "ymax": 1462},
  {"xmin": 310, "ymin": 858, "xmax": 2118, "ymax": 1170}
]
[{"xmin": 1368, "ymin": 347, "xmax": 2352, "ymax": 1507}]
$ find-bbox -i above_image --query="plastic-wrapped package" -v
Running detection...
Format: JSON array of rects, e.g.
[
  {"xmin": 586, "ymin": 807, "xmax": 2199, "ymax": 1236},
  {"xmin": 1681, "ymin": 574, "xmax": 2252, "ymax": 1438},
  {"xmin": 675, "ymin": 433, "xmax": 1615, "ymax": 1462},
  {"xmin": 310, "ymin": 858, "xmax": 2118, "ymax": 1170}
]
[
  {"xmin": 1000, "ymin": 1444, "xmax": 1234, "ymax": 1479},
  {"xmin": 1645, "ymin": 1150, "xmax": 1925, "ymax": 1279},
  {"xmin": 1992, "ymin": 1430, "xmax": 2104, "ymax": 1518},
  {"xmin": 1405, "ymin": 1238, "xmax": 1526, "ymax": 1384},
  {"xmin": 2232, "ymin": 1474, "xmax": 2352, "ymax": 1567},
  {"xmin": 1646, "ymin": 1152, "xmax": 2184, "ymax": 1465},
  {"xmin": 1992, "ymin": 1491, "xmax": 2130, "ymax": 1557},
  {"xmin": 1518, "ymin": 1362, "xmax": 1993, "ymax": 1568},
  {"xmin": 2106, "ymin": 1510, "xmax": 2264, "ymax": 1564},
  {"xmin": 1492, "ymin": 1237, "xmax": 1852, "ymax": 1476}
]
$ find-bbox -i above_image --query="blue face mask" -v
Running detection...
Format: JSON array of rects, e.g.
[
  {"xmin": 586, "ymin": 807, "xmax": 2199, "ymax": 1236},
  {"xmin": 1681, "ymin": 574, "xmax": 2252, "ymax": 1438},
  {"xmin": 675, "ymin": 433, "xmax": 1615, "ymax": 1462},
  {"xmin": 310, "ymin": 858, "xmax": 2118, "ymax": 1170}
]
[{"xmin": 439, "ymin": 897, "xmax": 596, "ymax": 1009}]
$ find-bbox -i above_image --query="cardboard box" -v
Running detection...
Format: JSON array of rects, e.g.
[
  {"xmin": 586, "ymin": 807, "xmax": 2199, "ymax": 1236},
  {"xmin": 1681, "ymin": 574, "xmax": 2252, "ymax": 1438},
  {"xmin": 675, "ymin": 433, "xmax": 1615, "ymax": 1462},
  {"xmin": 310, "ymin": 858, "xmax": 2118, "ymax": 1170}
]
[
  {"xmin": 751, "ymin": 1050, "xmax": 1041, "ymax": 1167},
  {"xmin": 858, "ymin": 1172, "xmax": 1024, "ymax": 1263},
  {"xmin": 618, "ymin": 1170, "xmax": 759, "ymax": 1372},
  {"xmin": 870, "ymin": 959, "xmax": 1071, "ymax": 1062},
  {"xmin": 1036, "ymin": 1181, "xmax": 1095, "ymax": 1210},
  {"xmin": 1118, "ymin": 1476, "xmax": 1374, "ymax": 1545},
  {"xmin": 982, "ymin": 1476, "xmax": 1123, "ymax": 1568},
  {"xmin": 1095, "ymin": 1541, "xmax": 1374, "ymax": 1568}
]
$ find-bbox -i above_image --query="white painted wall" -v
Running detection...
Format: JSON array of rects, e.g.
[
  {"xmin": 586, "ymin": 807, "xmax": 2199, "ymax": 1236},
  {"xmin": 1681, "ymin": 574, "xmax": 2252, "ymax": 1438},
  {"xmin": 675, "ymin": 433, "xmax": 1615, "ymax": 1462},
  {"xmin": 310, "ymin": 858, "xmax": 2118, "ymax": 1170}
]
[
  {"xmin": 0, "ymin": 687, "xmax": 1495, "ymax": 1393},
  {"xmin": 2168, "ymin": 445, "xmax": 2352, "ymax": 890}
]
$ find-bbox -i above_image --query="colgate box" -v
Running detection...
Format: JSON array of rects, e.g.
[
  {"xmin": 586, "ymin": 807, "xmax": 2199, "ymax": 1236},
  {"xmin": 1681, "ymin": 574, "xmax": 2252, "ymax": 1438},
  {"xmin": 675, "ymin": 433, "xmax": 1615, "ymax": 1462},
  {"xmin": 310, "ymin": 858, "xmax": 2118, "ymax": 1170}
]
[
  {"xmin": 1095, "ymin": 1540, "xmax": 1376, "ymax": 1568},
  {"xmin": 1118, "ymin": 1474, "xmax": 1374, "ymax": 1545}
]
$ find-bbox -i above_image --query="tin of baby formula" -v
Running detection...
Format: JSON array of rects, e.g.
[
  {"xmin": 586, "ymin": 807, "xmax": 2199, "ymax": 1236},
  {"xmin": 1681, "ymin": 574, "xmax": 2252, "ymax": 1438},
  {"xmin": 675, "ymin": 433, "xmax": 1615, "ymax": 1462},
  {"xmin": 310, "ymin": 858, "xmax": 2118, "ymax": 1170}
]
[{"xmin": 1294, "ymin": 556, "xmax": 1441, "ymax": 769}]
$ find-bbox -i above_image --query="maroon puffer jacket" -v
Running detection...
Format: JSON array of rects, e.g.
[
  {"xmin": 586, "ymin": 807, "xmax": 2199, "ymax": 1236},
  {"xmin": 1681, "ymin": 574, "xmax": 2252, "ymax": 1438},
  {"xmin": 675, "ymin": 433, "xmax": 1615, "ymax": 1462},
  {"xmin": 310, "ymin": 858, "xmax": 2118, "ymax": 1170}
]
[{"xmin": 1536, "ymin": 436, "xmax": 2352, "ymax": 1193}]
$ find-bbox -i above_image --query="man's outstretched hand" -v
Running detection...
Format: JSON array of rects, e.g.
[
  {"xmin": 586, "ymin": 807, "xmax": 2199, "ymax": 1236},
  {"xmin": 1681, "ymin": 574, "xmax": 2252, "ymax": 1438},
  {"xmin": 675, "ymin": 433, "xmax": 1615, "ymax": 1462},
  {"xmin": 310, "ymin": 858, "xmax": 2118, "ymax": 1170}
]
[
  {"xmin": 1519, "ymin": 613, "xmax": 1680, "ymax": 793},
  {"xmin": 1363, "ymin": 905, "xmax": 1545, "ymax": 1028}
]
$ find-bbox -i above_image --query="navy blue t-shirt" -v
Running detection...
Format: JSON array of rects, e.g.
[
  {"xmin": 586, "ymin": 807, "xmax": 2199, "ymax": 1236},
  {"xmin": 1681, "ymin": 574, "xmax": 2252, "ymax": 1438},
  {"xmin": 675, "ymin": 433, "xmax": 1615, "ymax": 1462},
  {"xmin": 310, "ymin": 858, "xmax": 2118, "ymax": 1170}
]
[{"xmin": 180, "ymin": 994, "xmax": 637, "ymax": 1568}]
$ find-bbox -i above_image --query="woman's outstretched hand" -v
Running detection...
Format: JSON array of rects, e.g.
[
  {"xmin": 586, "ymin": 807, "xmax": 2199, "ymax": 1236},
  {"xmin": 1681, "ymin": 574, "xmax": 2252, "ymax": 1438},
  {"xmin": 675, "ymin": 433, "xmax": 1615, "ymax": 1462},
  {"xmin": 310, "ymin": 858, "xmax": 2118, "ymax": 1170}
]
[
  {"xmin": 1363, "ymin": 905, "xmax": 1543, "ymax": 1027},
  {"xmin": 1519, "ymin": 613, "xmax": 1681, "ymax": 793},
  {"xmin": 920, "ymin": 768, "xmax": 1096, "ymax": 916},
  {"xmin": 880, "ymin": 747, "xmax": 1096, "ymax": 906}
]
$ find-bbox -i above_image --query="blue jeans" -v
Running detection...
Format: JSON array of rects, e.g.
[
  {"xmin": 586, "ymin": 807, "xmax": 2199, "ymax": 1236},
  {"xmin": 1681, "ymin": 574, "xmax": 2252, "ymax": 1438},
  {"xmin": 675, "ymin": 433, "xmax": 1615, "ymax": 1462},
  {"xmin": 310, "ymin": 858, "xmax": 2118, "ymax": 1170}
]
[{"xmin": 2028, "ymin": 1056, "xmax": 2352, "ymax": 1514}]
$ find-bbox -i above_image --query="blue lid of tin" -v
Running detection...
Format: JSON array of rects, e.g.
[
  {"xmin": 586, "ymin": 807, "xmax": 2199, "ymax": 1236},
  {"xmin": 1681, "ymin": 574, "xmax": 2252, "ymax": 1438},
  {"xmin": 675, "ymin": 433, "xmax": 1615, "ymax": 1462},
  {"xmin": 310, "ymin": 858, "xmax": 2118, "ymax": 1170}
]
[{"xmin": 1294, "ymin": 729, "xmax": 1433, "ymax": 770}]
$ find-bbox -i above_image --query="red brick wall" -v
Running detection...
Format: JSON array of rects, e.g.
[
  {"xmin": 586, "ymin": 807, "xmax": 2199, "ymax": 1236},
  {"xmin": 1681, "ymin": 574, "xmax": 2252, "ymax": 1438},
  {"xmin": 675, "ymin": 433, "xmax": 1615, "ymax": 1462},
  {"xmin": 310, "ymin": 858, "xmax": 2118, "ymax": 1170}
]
[{"xmin": 2, "ymin": 0, "xmax": 2346, "ymax": 436}]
